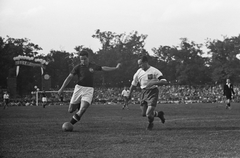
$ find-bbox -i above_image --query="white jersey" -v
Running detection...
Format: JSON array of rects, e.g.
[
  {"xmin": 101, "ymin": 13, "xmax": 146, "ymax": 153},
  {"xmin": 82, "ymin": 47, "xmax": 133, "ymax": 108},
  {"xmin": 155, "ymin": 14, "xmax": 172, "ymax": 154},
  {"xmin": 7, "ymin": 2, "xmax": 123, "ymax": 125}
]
[
  {"xmin": 131, "ymin": 66, "xmax": 163, "ymax": 89},
  {"xmin": 42, "ymin": 97, "xmax": 47, "ymax": 102},
  {"xmin": 121, "ymin": 90, "xmax": 130, "ymax": 97},
  {"xmin": 3, "ymin": 94, "xmax": 9, "ymax": 100}
]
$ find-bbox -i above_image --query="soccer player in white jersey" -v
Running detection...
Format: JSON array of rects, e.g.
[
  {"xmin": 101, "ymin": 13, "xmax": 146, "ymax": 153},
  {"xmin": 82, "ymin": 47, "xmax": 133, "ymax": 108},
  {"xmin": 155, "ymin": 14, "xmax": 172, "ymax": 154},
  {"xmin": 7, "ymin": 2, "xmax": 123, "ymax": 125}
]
[
  {"xmin": 3, "ymin": 91, "xmax": 10, "ymax": 109},
  {"xmin": 58, "ymin": 50, "xmax": 121, "ymax": 126},
  {"xmin": 41, "ymin": 91, "xmax": 47, "ymax": 108},
  {"xmin": 127, "ymin": 55, "xmax": 168, "ymax": 130},
  {"xmin": 121, "ymin": 86, "xmax": 130, "ymax": 109}
]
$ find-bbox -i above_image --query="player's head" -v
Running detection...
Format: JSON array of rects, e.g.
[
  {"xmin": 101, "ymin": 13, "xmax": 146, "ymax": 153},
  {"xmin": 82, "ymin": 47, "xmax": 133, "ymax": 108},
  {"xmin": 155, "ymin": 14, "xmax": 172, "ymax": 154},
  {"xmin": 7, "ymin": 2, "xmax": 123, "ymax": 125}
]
[
  {"xmin": 79, "ymin": 50, "xmax": 89, "ymax": 65},
  {"xmin": 226, "ymin": 78, "xmax": 230, "ymax": 83},
  {"xmin": 138, "ymin": 55, "xmax": 149, "ymax": 71}
]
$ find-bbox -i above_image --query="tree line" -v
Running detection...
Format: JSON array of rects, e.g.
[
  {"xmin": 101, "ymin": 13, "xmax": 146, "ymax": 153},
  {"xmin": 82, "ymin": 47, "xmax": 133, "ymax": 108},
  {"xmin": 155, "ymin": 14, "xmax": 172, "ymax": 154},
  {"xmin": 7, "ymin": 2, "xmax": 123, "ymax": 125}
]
[{"xmin": 0, "ymin": 30, "xmax": 240, "ymax": 96}]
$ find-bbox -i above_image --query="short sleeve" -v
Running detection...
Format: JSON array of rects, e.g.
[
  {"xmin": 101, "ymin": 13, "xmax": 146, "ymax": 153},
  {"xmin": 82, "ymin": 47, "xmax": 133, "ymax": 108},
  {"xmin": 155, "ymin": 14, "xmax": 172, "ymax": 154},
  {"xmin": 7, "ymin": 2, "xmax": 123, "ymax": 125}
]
[
  {"xmin": 131, "ymin": 71, "xmax": 139, "ymax": 86},
  {"xmin": 155, "ymin": 69, "xmax": 163, "ymax": 79}
]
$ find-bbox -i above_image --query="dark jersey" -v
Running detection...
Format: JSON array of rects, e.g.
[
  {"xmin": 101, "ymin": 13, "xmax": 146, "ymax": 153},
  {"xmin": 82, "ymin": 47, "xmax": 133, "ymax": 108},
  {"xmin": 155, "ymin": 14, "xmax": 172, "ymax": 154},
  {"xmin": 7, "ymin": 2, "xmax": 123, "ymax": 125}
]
[
  {"xmin": 71, "ymin": 62, "xmax": 102, "ymax": 87},
  {"xmin": 223, "ymin": 83, "xmax": 235, "ymax": 99}
]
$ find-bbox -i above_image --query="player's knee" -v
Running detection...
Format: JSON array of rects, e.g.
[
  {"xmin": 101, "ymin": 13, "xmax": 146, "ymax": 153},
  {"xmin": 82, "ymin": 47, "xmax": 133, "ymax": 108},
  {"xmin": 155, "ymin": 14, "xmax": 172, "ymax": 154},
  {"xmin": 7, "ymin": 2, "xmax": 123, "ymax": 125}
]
[
  {"xmin": 68, "ymin": 105, "xmax": 75, "ymax": 113},
  {"xmin": 141, "ymin": 111, "xmax": 146, "ymax": 117},
  {"xmin": 80, "ymin": 108, "xmax": 86, "ymax": 112},
  {"xmin": 80, "ymin": 106, "xmax": 88, "ymax": 113},
  {"xmin": 68, "ymin": 108, "xmax": 74, "ymax": 113},
  {"xmin": 146, "ymin": 113, "xmax": 154, "ymax": 118}
]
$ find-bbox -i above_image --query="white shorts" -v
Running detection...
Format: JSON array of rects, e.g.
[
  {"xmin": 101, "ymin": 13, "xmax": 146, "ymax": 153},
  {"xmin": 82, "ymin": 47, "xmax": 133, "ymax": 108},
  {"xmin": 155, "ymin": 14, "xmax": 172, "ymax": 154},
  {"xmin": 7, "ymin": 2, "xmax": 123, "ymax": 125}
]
[{"xmin": 70, "ymin": 85, "xmax": 94, "ymax": 104}]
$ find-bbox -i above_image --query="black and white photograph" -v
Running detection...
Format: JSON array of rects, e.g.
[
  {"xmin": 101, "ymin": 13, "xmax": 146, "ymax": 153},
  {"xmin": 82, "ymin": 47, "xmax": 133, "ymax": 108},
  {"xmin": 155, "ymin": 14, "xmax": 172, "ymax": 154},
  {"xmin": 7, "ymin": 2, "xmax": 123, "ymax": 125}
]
[{"xmin": 0, "ymin": 0, "xmax": 240, "ymax": 157}]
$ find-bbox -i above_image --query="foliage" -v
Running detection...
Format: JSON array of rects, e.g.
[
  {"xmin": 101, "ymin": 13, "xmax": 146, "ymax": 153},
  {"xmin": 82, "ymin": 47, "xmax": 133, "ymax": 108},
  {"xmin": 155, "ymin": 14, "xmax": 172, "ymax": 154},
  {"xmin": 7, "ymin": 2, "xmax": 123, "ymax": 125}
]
[
  {"xmin": 1, "ymin": 33, "xmax": 240, "ymax": 97},
  {"xmin": 152, "ymin": 38, "xmax": 211, "ymax": 85},
  {"xmin": 92, "ymin": 30, "xmax": 148, "ymax": 87},
  {"xmin": 206, "ymin": 35, "xmax": 240, "ymax": 84},
  {"xmin": 0, "ymin": 36, "xmax": 43, "ymax": 96},
  {"xmin": 45, "ymin": 50, "xmax": 75, "ymax": 89}
]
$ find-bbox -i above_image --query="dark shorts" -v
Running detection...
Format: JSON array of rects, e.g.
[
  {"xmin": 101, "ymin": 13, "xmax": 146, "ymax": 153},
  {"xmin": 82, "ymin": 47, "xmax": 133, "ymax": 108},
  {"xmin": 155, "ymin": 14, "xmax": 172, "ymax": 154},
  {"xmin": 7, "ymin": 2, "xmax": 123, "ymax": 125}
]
[
  {"xmin": 4, "ymin": 99, "xmax": 9, "ymax": 105},
  {"xmin": 123, "ymin": 96, "xmax": 128, "ymax": 102},
  {"xmin": 226, "ymin": 94, "xmax": 232, "ymax": 100},
  {"xmin": 140, "ymin": 88, "xmax": 159, "ymax": 107}
]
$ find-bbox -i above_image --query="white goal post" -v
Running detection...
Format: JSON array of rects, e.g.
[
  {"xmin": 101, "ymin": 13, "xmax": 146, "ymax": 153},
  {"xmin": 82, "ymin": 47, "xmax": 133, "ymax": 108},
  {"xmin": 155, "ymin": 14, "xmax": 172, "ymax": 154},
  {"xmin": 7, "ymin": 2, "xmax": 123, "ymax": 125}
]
[{"xmin": 31, "ymin": 90, "xmax": 73, "ymax": 106}]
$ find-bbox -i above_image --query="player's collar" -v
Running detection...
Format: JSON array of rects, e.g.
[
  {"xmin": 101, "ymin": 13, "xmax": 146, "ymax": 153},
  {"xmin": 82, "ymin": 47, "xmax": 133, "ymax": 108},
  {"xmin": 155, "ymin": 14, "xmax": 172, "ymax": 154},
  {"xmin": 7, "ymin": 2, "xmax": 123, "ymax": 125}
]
[
  {"xmin": 142, "ymin": 65, "xmax": 151, "ymax": 72},
  {"xmin": 80, "ymin": 63, "xmax": 90, "ymax": 67}
]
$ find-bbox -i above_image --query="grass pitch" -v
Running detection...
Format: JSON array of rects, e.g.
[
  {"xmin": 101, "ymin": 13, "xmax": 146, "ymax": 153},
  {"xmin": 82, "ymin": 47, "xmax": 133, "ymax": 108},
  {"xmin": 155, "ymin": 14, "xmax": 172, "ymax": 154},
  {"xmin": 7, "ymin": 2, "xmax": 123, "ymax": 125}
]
[{"xmin": 0, "ymin": 103, "xmax": 240, "ymax": 158}]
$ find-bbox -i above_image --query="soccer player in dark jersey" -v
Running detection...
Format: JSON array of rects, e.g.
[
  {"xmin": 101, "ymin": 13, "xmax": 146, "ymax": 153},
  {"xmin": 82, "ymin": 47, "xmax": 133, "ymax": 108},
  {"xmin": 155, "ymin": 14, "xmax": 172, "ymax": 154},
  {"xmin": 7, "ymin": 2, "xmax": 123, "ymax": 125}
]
[
  {"xmin": 223, "ymin": 78, "xmax": 235, "ymax": 109},
  {"xmin": 127, "ymin": 56, "xmax": 167, "ymax": 130},
  {"xmin": 58, "ymin": 50, "xmax": 121, "ymax": 126}
]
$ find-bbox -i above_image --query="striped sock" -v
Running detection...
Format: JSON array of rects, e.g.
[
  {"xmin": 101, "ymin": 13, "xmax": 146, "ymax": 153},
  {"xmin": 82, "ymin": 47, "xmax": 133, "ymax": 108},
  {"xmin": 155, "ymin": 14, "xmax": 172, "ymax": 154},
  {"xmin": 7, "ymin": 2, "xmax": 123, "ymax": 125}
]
[
  {"xmin": 148, "ymin": 116, "xmax": 154, "ymax": 123},
  {"xmin": 70, "ymin": 114, "xmax": 80, "ymax": 125},
  {"xmin": 154, "ymin": 111, "xmax": 158, "ymax": 117}
]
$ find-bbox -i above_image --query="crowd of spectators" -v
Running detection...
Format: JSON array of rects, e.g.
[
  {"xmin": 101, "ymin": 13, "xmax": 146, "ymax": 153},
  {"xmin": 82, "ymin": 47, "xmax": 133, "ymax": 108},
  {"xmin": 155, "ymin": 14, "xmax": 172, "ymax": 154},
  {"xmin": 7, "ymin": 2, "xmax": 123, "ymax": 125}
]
[
  {"xmin": 94, "ymin": 85, "xmax": 240, "ymax": 104},
  {"xmin": 158, "ymin": 85, "xmax": 240, "ymax": 104},
  {"xmin": 1, "ymin": 84, "xmax": 240, "ymax": 107}
]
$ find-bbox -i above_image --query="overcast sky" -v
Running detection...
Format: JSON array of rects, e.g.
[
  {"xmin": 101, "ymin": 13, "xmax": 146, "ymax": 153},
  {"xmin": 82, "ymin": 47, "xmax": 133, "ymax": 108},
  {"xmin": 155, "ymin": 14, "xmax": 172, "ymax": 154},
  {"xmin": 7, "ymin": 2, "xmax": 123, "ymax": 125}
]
[{"xmin": 0, "ymin": 0, "xmax": 240, "ymax": 55}]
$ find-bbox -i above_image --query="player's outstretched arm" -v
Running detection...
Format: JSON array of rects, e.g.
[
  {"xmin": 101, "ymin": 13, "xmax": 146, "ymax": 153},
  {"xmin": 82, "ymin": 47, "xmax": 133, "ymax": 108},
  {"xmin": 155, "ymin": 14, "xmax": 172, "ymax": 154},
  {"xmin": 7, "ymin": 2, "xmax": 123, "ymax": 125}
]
[
  {"xmin": 146, "ymin": 78, "xmax": 168, "ymax": 88},
  {"xmin": 58, "ymin": 74, "xmax": 73, "ymax": 95},
  {"xmin": 102, "ymin": 63, "xmax": 122, "ymax": 71}
]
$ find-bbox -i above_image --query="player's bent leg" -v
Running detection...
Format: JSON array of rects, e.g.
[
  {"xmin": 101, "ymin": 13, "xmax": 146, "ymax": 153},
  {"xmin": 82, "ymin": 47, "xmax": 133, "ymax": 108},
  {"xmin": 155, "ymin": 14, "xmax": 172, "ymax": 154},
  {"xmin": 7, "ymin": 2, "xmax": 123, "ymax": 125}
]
[
  {"xmin": 226, "ymin": 98, "xmax": 231, "ymax": 109},
  {"xmin": 43, "ymin": 102, "xmax": 47, "ymax": 108},
  {"xmin": 125, "ymin": 100, "xmax": 129, "ymax": 109},
  {"xmin": 156, "ymin": 111, "xmax": 165, "ymax": 124},
  {"xmin": 76, "ymin": 100, "xmax": 90, "ymax": 118},
  {"xmin": 146, "ymin": 106, "xmax": 155, "ymax": 119},
  {"xmin": 69, "ymin": 101, "xmax": 90, "ymax": 125},
  {"xmin": 140, "ymin": 102, "xmax": 147, "ymax": 117},
  {"xmin": 146, "ymin": 106, "xmax": 155, "ymax": 130},
  {"xmin": 68, "ymin": 103, "xmax": 80, "ymax": 113},
  {"xmin": 228, "ymin": 98, "xmax": 232, "ymax": 109},
  {"xmin": 122, "ymin": 103, "xmax": 126, "ymax": 110},
  {"xmin": 149, "ymin": 101, "xmax": 165, "ymax": 124}
]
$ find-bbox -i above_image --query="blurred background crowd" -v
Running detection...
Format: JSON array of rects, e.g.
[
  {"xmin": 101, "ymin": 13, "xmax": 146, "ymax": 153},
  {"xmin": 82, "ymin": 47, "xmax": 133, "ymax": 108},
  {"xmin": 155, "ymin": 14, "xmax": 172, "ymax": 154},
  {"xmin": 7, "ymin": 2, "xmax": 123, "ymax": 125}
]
[{"xmin": 1, "ymin": 84, "xmax": 240, "ymax": 107}]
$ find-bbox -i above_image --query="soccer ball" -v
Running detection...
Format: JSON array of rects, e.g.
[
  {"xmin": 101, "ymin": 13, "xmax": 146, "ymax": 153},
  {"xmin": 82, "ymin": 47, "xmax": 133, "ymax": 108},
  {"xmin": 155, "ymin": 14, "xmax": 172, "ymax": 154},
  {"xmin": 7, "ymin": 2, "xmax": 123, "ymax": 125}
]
[{"xmin": 62, "ymin": 122, "xmax": 73, "ymax": 132}]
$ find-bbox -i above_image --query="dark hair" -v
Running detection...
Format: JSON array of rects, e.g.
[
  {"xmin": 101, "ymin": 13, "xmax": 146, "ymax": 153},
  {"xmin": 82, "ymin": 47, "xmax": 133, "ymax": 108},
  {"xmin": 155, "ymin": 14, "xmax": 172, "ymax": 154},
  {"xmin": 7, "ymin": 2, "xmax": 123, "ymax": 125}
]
[
  {"xmin": 79, "ymin": 50, "xmax": 89, "ymax": 57},
  {"xmin": 140, "ymin": 55, "xmax": 148, "ymax": 63}
]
